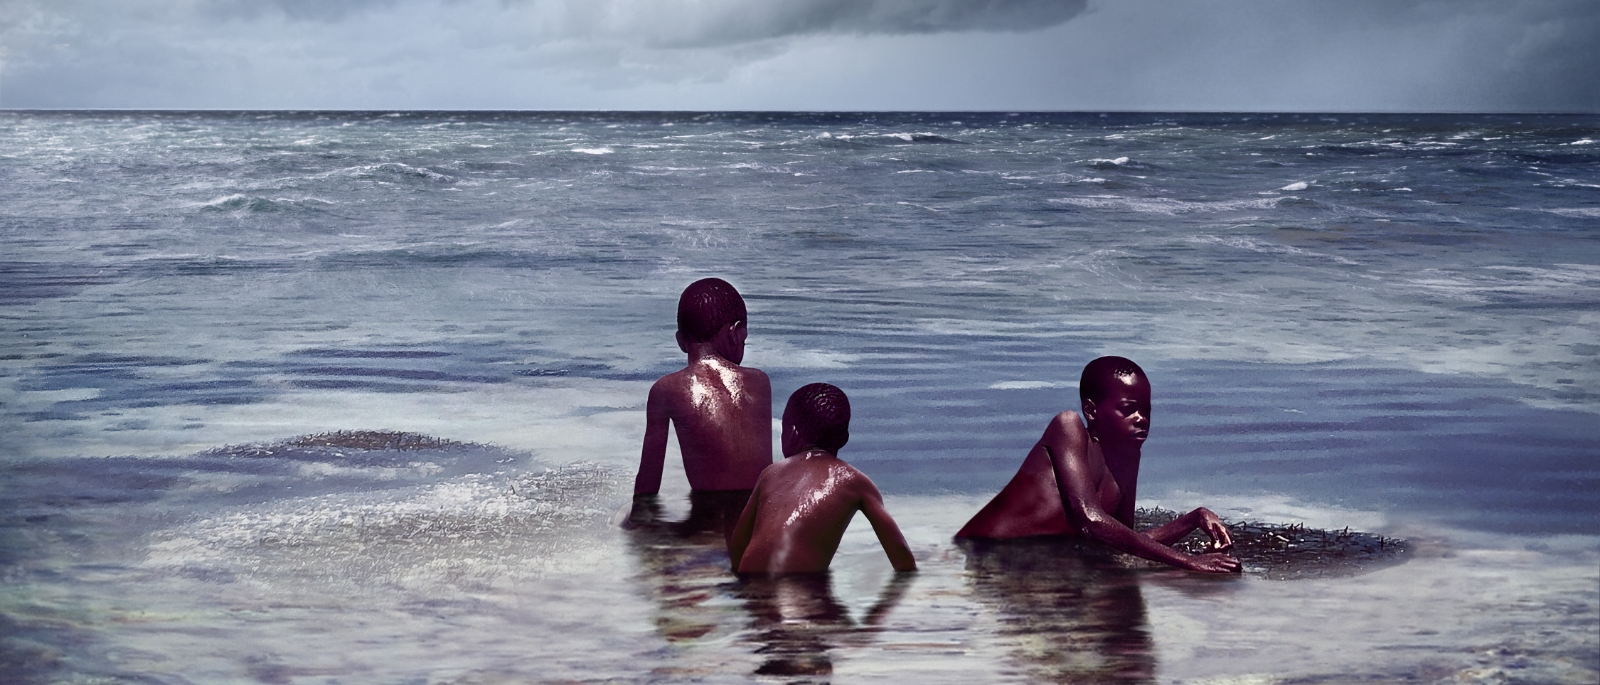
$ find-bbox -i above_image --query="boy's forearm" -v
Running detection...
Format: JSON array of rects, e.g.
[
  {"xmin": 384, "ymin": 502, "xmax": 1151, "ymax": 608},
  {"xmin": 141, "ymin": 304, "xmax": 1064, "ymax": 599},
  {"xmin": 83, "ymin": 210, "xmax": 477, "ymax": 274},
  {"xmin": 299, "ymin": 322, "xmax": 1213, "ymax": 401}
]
[
  {"xmin": 635, "ymin": 422, "xmax": 669, "ymax": 495},
  {"xmin": 886, "ymin": 543, "xmax": 917, "ymax": 572},
  {"xmin": 864, "ymin": 501, "xmax": 917, "ymax": 571},
  {"xmin": 623, "ymin": 493, "xmax": 661, "ymax": 528},
  {"xmin": 878, "ymin": 527, "xmax": 917, "ymax": 572},
  {"xmin": 1083, "ymin": 516, "xmax": 1196, "ymax": 569},
  {"xmin": 1146, "ymin": 510, "xmax": 1200, "ymax": 545},
  {"xmin": 632, "ymin": 465, "xmax": 663, "ymax": 496}
]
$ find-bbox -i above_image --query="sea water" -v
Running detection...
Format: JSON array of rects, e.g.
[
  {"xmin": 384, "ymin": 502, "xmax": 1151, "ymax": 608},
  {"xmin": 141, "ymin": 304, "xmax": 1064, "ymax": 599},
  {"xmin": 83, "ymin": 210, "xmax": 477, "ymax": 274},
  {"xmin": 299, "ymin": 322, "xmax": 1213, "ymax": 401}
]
[{"xmin": 1, "ymin": 111, "xmax": 1596, "ymax": 683}]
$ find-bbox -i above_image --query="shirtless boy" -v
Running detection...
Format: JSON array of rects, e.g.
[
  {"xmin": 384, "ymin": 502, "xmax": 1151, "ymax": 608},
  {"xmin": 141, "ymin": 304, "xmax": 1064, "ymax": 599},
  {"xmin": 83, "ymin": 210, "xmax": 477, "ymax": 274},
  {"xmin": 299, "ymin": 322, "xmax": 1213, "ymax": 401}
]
[
  {"xmin": 629, "ymin": 278, "xmax": 773, "ymax": 531},
  {"xmin": 730, "ymin": 383, "xmax": 916, "ymax": 574},
  {"xmin": 956, "ymin": 356, "xmax": 1240, "ymax": 574}
]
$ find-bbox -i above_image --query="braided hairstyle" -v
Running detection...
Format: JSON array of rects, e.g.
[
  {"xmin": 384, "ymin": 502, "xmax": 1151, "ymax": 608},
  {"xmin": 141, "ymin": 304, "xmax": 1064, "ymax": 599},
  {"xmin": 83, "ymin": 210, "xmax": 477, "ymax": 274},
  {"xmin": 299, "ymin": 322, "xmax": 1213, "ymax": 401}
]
[
  {"xmin": 1079, "ymin": 356, "xmax": 1146, "ymax": 403},
  {"xmin": 677, "ymin": 278, "xmax": 747, "ymax": 342},
  {"xmin": 787, "ymin": 383, "xmax": 851, "ymax": 453}
]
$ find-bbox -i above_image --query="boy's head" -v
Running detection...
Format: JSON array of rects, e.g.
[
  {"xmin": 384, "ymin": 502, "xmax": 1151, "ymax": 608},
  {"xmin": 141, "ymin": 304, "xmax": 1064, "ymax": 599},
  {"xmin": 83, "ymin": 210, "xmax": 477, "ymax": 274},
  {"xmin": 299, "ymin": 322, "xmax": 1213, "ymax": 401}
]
[
  {"xmin": 1079, "ymin": 356, "xmax": 1151, "ymax": 449},
  {"xmin": 676, "ymin": 278, "xmax": 748, "ymax": 362},
  {"xmin": 782, "ymin": 383, "xmax": 850, "ymax": 456}
]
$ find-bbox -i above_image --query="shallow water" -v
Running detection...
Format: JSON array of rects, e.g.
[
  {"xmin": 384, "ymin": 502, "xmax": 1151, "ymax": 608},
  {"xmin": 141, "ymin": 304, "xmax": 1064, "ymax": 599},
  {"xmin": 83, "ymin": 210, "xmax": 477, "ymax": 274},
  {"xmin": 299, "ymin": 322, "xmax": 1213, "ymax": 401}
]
[
  {"xmin": 2, "ymin": 111, "xmax": 1598, "ymax": 682},
  {"xmin": 3, "ymin": 439, "xmax": 1595, "ymax": 684}
]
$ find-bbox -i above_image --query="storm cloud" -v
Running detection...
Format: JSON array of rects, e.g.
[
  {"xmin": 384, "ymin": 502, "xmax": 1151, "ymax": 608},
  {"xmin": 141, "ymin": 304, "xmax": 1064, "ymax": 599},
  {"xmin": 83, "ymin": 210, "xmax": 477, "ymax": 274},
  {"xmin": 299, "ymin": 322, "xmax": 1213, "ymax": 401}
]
[{"xmin": 0, "ymin": 0, "xmax": 1594, "ymax": 110}]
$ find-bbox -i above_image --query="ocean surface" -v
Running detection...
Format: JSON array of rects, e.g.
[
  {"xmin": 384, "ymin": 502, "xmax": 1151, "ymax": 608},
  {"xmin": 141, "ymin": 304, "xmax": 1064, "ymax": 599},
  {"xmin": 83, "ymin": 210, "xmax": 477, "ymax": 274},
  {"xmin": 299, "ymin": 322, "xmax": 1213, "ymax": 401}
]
[{"xmin": 2, "ymin": 111, "xmax": 1597, "ymax": 684}]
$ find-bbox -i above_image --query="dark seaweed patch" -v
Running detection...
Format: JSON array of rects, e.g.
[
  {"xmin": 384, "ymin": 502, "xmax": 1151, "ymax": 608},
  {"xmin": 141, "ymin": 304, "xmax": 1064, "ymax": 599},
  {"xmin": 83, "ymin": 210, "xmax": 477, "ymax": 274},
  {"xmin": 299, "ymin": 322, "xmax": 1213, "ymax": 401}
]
[{"xmin": 1138, "ymin": 507, "xmax": 1410, "ymax": 580}]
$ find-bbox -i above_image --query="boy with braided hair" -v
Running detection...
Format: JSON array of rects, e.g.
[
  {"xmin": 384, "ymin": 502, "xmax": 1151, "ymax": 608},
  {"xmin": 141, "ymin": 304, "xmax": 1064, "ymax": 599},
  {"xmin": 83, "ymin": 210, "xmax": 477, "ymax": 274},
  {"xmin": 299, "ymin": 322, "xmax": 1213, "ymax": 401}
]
[
  {"xmin": 629, "ymin": 278, "xmax": 774, "ymax": 535},
  {"xmin": 730, "ymin": 383, "xmax": 916, "ymax": 574},
  {"xmin": 957, "ymin": 356, "xmax": 1240, "ymax": 574}
]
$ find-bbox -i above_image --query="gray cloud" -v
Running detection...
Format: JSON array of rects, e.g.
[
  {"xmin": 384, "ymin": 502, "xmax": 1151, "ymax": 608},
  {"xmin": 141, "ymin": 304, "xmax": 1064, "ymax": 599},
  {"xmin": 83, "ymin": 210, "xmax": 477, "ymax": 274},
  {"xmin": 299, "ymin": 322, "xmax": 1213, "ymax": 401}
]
[
  {"xmin": 194, "ymin": 0, "xmax": 1088, "ymax": 45},
  {"xmin": 566, "ymin": 0, "xmax": 1092, "ymax": 48},
  {"xmin": 0, "ymin": 0, "xmax": 1594, "ymax": 110}
]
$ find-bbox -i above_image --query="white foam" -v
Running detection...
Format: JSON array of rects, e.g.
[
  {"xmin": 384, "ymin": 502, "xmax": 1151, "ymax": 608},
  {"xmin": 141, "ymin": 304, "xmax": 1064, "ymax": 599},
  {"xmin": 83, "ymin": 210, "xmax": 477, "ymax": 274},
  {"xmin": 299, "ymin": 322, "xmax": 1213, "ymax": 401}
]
[
  {"xmin": 988, "ymin": 380, "xmax": 1076, "ymax": 390},
  {"xmin": 571, "ymin": 147, "xmax": 613, "ymax": 155},
  {"xmin": 1050, "ymin": 195, "xmax": 1280, "ymax": 215},
  {"xmin": 1280, "ymin": 181, "xmax": 1309, "ymax": 191},
  {"xmin": 1186, "ymin": 234, "xmax": 1361, "ymax": 266},
  {"xmin": 1545, "ymin": 207, "xmax": 1600, "ymax": 218}
]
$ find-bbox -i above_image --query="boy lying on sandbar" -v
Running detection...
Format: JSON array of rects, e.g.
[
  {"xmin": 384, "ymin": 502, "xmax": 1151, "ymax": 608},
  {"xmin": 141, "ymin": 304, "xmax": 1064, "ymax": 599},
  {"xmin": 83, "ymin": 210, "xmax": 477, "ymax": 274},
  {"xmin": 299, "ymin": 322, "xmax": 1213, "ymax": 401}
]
[
  {"xmin": 628, "ymin": 278, "xmax": 773, "ymax": 537},
  {"xmin": 957, "ymin": 356, "xmax": 1240, "ymax": 574},
  {"xmin": 730, "ymin": 383, "xmax": 916, "ymax": 574}
]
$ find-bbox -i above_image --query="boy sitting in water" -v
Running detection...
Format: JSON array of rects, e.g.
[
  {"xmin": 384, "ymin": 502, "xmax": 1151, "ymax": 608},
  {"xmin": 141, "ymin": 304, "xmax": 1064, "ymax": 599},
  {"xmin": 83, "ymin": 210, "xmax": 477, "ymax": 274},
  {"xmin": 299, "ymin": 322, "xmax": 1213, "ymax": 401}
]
[
  {"xmin": 730, "ymin": 383, "xmax": 916, "ymax": 574},
  {"xmin": 628, "ymin": 278, "xmax": 774, "ymax": 532},
  {"xmin": 957, "ymin": 356, "xmax": 1240, "ymax": 574}
]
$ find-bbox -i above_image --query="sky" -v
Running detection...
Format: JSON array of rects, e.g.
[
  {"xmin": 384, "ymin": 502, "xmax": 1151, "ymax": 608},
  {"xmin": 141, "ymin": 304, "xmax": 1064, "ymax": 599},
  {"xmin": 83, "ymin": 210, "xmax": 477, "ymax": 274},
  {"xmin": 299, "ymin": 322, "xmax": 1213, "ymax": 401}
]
[{"xmin": 0, "ymin": 0, "xmax": 1596, "ymax": 111}]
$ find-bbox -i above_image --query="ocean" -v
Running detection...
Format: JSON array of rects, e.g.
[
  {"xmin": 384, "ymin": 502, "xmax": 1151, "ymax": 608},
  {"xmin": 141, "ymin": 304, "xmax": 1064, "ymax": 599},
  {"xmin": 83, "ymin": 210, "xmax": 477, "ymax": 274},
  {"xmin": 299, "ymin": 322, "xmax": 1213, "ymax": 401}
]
[{"xmin": 1, "ymin": 111, "xmax": 1597, "ymax": 683}]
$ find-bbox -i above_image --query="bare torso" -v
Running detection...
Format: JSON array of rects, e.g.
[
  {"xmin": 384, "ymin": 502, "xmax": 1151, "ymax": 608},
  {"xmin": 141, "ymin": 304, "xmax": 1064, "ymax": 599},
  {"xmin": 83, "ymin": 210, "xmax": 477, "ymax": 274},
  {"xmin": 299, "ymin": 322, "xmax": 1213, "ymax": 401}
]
[
  {"xmin": 956, "ymin": 413, "xmax": 1130, "ymax": 539},
  {"xmin": 736, "ymin": 452, "xmax": 868, "ymax": 573},
  {"xmin": 651, "ymin": 357, "xmax": 773, "ymax": 492}
]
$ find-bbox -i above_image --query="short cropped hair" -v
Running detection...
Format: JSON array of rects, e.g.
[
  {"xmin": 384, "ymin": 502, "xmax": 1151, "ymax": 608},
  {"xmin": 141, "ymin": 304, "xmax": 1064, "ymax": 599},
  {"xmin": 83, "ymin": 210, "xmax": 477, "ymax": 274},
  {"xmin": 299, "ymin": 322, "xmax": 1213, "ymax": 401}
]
[
  {"xmin": 787, "ymin": 383, "xmax": 851, "ymax": 453},
  {"xmin": 1079, "ymin": 356, "xmax": 1146, "ymax": 403},
  {"xmin": 677, "ymin": 278, "xmax": 748, "ymax": 343}
]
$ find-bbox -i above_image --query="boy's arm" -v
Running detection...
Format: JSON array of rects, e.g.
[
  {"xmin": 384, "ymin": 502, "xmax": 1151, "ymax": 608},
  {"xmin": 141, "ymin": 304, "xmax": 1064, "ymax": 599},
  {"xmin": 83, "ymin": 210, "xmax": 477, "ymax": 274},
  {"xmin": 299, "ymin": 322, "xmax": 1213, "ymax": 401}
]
[
  {"xmin": 1042, "ymin": 413, "xmax": 1238, "ymax": 573},
  {"xmin": 858, "ymin": 479, "xmax": 916, "ymax": 572},
  {"xmin": 727, "ymin": 482, "xmax": 761, "ymax": 572},
  {"xmin": 625, "ymin": 382, "xmax": 672, "ymax": 529},
  {"xmin": 1146, "ymin": 507, "xmax": 1233, "ymax": 549},
  {"xmin": 633, "ymin": 381, "xmax": 671, "ymax": 497}
]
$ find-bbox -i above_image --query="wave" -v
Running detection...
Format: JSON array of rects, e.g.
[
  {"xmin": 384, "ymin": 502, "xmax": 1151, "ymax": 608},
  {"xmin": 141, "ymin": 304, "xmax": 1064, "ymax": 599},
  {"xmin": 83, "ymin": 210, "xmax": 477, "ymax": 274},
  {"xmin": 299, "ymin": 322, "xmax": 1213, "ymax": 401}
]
[
  {"xmin": 1186, "ymin": 234, "xmax": 1361, "ymax": 266},
  {"xmin": 326, "ymin": 162, "xmax": 456, "ymax": 184},
  {"xmin": 1048, "ymin": 194, "xmax": 1282, "ymax": 215},
  {"xmin": 193, "ymin": 193, "xmax": 339, "ymax": 214},
  {"xmin": 1544, "ymin": 207, "xmax": 1600, "ymax": 218},
  {"xmin": 810, "ymin": 131, "xmax": 966, "ymax": 148}
]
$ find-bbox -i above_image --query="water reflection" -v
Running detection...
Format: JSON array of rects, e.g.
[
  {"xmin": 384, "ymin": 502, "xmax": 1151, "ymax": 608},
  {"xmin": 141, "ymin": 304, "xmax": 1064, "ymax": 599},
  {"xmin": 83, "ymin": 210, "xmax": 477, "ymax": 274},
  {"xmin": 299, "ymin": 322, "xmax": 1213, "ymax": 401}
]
[
  {"xmin": 960, "ymin": 538, "xmax": 1156, "ymax": 684},
  {"xmin": 623, "ymin": 491, "xmax": 750, "ymax": 643},
  {"xmin": 734, "ymin": 572, "xmax": 911, "ymax": 680},
  {"xmin": 624, "ymin": 492, "xmax": 911, "ymax": 681}
]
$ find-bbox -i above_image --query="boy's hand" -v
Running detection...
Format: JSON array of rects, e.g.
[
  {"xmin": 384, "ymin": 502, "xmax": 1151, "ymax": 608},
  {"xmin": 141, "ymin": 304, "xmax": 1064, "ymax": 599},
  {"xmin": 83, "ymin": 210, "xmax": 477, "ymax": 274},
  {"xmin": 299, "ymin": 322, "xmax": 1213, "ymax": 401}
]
[
  {"xmin": 1192, "ymin": 507, "xmax": 1233, "ymax": 551},
  {"xmin": 1185, "ymin": 552, "xmax": 1242, "ymax": 574},
  {"xmin": 622, "ymin": 495, "xmax": 661, "ymax": 530}
]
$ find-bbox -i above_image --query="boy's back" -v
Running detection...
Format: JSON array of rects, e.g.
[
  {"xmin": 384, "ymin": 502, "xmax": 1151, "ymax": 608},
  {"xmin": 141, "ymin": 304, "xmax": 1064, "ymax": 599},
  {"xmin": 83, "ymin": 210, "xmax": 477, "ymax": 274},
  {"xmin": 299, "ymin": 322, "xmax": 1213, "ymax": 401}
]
[
  {"xmin": 730, "ymin": 384, "xmax": 915, "ymax": 574},
  {"xmin": 647, "ymin": 357, "xmax": 772, "ymax": 491},
  {"xmin": 634, "ymin": 278, "xmax": 773, "ymax": 500}
]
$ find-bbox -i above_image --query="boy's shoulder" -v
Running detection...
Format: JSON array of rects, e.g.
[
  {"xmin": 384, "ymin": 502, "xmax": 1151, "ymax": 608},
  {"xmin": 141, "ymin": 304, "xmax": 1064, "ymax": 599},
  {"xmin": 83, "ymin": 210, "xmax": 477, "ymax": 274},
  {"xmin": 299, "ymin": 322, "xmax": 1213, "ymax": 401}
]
[
  {"xmin": 652, "ymin": 361, "xmax": 770, "ymax": 394},
  {"xmin": 648, "ymin": 367, "xmax": 693, "ymax": 397},
  {"xmin": 762, "ymin": 453, "xmax": 871, "ymax": 490}
]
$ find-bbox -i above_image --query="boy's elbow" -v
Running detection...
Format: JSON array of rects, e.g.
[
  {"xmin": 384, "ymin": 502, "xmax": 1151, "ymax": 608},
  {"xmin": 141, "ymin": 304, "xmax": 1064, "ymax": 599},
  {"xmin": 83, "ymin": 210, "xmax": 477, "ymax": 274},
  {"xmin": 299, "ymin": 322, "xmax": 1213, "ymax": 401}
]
[{"xmin": 1079, "ymin": 514, "xmax": 1122, "ymax": 542}]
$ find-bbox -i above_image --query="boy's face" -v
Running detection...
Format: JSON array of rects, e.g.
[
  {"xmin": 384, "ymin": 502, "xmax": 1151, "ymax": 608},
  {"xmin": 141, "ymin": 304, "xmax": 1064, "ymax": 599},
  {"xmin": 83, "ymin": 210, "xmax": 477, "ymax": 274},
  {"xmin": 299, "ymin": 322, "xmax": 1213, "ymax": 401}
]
[{"xmin": 1084, "ymin": 372, "xmax": 1151, "ymax": 450}]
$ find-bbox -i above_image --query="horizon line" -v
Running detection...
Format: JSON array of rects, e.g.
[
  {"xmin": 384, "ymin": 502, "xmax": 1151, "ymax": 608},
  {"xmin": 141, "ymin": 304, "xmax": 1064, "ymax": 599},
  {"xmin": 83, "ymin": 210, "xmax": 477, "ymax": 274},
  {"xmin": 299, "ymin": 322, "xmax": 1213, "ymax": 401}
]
[{"xmin": 2, "ymin": 108, "xmax": 1596, "ymax": 116}]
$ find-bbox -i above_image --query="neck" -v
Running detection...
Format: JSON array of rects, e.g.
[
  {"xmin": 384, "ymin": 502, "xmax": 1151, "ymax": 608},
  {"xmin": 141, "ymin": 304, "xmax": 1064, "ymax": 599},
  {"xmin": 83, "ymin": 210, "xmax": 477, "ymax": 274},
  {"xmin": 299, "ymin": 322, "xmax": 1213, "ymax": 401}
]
[
  {"xmin": 685, "ymin": 343, "xmax": 728, "ymax": 365},
  {"xmin": 788, "ymin": 447, "xmax": 834, "ymax": 459},
  {"xmin": 1100, "ymin": 442, "xmax": 1141, "ymax": 485}
]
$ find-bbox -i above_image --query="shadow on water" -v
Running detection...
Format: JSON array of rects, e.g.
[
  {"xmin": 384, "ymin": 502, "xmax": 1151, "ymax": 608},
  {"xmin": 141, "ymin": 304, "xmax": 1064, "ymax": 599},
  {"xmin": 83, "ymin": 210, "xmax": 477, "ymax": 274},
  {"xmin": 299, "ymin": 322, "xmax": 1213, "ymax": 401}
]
[{"xmin": 959, "ymin": 538, "xmax": 1158, "ymax": 685}]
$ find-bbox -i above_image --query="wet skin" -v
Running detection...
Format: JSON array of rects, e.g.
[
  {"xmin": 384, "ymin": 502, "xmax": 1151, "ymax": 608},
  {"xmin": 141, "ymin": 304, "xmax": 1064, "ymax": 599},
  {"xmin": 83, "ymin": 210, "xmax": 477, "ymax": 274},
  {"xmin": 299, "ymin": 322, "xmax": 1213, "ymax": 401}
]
[
  {"xmin": 728, "ymin": 407, "xmax": 916, "ymax": 574},
  {"xmin": 957, "ymin": 372, "xmax": 1239, "ymax": 574},
  {"xmin": 631, "ymin": 320, "xmax": 774, "ymax": 498}
]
